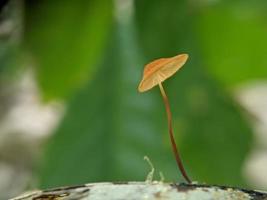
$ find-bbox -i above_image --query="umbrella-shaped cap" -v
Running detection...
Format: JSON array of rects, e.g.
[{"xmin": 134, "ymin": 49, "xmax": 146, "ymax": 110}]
[{"xmin": 138, "ymin": 54, "xmax": 188, "ymax": 92}]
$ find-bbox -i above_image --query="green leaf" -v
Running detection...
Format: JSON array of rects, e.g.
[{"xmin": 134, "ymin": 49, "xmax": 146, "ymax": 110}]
[
  {"xmin": 39, "ymin": 0, "xmax": 254, "ymax": 188},
  {"xmin": 39, "ymin": 29, "xmax": 171, "ymax": 187},
  {"xmin": 195, "ymin": 1, "xmax": 267, "ymax": 86},
  {"xmin": 24, "ymin": 0, "xmax": 113, "ymax": 99}
]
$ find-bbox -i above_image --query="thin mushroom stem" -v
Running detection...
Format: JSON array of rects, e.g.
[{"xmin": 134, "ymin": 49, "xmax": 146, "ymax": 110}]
[{"xmin": 158, "ymin": 82, "xmax": 191, "ymax": 183}]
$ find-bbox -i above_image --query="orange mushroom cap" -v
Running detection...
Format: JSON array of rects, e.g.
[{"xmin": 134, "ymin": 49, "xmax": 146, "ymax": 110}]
[{"xmin": 138, "ymin": 54, "xmax": 189, "ymax": 92}]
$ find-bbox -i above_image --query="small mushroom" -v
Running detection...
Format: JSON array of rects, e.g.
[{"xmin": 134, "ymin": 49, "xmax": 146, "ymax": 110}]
[{"xmin": 138, "ymin": 54, "xmax": 191, "ymax": 183}]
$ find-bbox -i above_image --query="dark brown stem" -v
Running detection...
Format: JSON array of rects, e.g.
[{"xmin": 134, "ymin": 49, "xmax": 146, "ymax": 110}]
[{"xmin": 159, "ymin": 82, "xmax": 191, "ymax": 183}]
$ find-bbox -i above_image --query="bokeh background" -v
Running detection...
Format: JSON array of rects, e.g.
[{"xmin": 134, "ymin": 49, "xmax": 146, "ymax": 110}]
[{"xmin": 1, "ymin": 0, "xmax": 267, "ymax": 199}]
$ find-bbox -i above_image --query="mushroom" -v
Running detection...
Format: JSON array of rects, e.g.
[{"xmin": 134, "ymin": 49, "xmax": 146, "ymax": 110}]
[{"xmin": 138, "ymin": 54, "xmax": 191, "ymax": 183}]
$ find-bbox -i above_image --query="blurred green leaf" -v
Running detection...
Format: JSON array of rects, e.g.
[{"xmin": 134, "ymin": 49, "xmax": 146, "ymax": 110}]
[
  {"xmin": 24, "ymin": 0, "xmax": 113, "ymax": 99},
  {"xmin": 39, "ymin": 29, "xmax": 172, "ymax": 187},
  {"xmin": 39, "ymin": 0, "xmax": 254, "ymax": 188},
  {"xmin": 195, "ymin": 1, "xmax": 267, "ymax": 86}
]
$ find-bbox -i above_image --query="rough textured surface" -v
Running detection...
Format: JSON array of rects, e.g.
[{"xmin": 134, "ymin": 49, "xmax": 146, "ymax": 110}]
[{"xmin": 10, "ymin": 182, "xmax": 267, "ymax": 200}]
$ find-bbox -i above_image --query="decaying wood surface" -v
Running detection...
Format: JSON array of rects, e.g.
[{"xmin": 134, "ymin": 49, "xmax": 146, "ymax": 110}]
[{"xmin": 11, "ymin": 182, "xmax": 267, "ymax": 200}]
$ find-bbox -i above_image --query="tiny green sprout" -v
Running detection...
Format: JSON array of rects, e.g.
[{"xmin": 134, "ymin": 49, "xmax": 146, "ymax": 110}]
[
  {"xmin": 144, "ymin": 156, "xmax": 155, "ymax": 183},
  {"xmin": 138, "ymin": 54, "xmax": 191, "ymax": 183}
]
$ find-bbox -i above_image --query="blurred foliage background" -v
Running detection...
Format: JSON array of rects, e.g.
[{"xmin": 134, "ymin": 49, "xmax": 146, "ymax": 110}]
[{"xmin": 1, "ymin": 0, "xmax": 267, "ymax": 198}]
